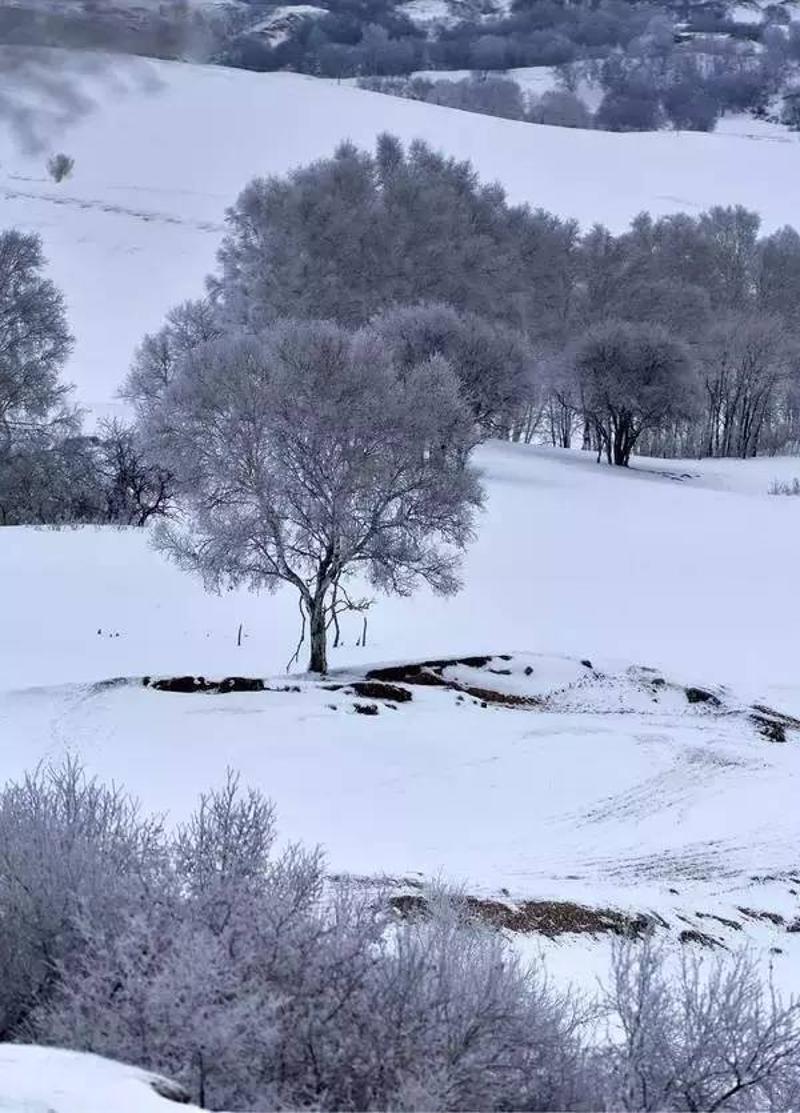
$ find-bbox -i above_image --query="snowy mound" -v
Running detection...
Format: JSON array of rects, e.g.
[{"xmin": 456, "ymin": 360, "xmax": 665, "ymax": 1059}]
[{"xmin": 0, "ymin": 1045, "xmax": 197, "ymax": 1113}]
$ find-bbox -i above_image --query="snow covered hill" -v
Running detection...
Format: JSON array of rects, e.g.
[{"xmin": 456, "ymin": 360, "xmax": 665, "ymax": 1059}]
[
  {"xmin": 1, "ymin": 50, "xmax": 800, "ymax": 409},
  {"xmin": 3, "ymin": 443, "xmax": 800, "ymax": 991}
]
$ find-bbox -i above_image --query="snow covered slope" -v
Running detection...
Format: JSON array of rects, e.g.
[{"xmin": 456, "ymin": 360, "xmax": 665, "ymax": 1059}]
[
  {"xmin": 0, "ymin": 1045, "xmax": 198, "ymax": 1113},
  {"xmin": 2, "ymin": 444, "xmax": 800, "ymax": 987},
  {"xmin": 1, "ymin": 50, "xmax": 800, "ymax": 408}
]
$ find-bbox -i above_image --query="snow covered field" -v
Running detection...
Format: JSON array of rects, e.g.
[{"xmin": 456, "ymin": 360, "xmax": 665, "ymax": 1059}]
[
  {"xmin": 2, "ymin": 443, "xmax": 800, "ymax": 991},
  {"xmin": 2, "ymin": 48, "xmax": 800, "ymax": 1059},
  {"xmin": 2, "ymin": 51, "xmax": 800, "ymax": 409}
]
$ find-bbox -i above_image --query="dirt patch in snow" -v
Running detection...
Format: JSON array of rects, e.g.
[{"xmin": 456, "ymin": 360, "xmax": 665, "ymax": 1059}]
[
  {"xmin": 390, "ymin": 893, "xmax": 652, "ymax": 938},
  {"xmin": 366, "ymin": 657, "xmax": 541, "ymax": 707}
]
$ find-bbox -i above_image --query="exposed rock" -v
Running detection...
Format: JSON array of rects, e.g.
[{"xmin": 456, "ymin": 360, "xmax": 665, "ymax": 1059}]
[
  {"xmin": 685, "ymin": 686, "xmax": 721, "ymax": 706},
  {"xmin": 737, "ymin": 906, "xmax": 784, "ymax": 926},
  {"xmin": 350, "ymin": 680, "xmax": 413, "ymax": 703},
  {"xmin": 217, "ymin": 676, "xmax": 265, "ymax": 694},
  {"xmin": 679, "ymin": 928, "xmax": 720, "ymax": 947},
  {"xmin": 353, "ymin": 702, "xmax": 379, "ymax": 716},
  {"xmin": 146, "ymin": 675, "xmax": 209, "ymax": 693},
  {"xmin": 366, "ymin": 656, "xmax": 491, "ymax": 684},
  {"xmin": 749, "ymin": 704, "xmax": 800, "ymax": 742}
]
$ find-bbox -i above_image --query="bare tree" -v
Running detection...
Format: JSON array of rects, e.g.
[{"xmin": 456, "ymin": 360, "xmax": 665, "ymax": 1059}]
[
  {"xmin": 141, "ymin": 320, "xmax": 482, "ymax": 673},
  {"xmin": 96, "ymin": 418, "xmax": 172, "ymax": 526},
  {"xmin": 603, "ymin": 938, "xmax": 800, "ymax": 1111},
  {"xmin": 699, "ymin": 314, "xmax": 793, "ymax": 458}
]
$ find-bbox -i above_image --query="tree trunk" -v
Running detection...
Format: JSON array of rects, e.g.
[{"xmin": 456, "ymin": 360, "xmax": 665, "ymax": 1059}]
[{"xmin": 308, "ymin": 596, "xmax": 328, "ymax": 674}]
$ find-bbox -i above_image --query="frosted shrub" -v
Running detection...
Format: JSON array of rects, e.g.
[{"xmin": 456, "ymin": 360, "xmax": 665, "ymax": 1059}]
[
  {"xmin": 769, "ymin": 477, "xmax": 800, "ymax": 496},
  {"xmin": 7, "ymin": 763, "xmax": 799, "ymax": 1111},
  {"xmin": 0, "ymin": 759, "xmax": 164, "ymax": 1038},
  {"xmin": 46, "ymin": 153, "xmax": 74, "ymax": 183},
  {"xmin": 600, "ymin": 938, "xmax": 800, "ymax": 1111}
]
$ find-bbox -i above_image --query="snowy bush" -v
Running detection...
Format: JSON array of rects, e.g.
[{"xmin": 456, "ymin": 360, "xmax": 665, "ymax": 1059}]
[
  {"xmin": 0, "ymin": 759, "xmax": 164, "ymax": 1038},
  {"xmin": 46, "ymin": 153, "xmax": 75, "ymax": 183},
  {"xmin": 0, "ymin": 762, "xmax": 798, "ymax": 1111},
  {"xmin": 769, "ymin": 477, "xmax": 800, "ymax": 496}
]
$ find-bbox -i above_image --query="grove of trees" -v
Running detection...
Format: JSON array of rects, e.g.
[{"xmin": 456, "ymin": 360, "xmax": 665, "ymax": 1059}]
[{"xmin": 6, "ymin": 135, "xmax": 800, "ymax": 661}]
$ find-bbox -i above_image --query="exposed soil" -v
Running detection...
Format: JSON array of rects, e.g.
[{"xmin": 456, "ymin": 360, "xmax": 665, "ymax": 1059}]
[
  {"xmin": 349, "ymin": 680, "xmax": 413, "ymax": 703},
  {"xmin": 679, "ymin": 928, "xmax": 721, "ymax": 947},
  {"xmin": 737, "ymin": 906, "xmax": 785, "ymax": 926},
  {"xmin": 143, "ymin": 676, "xmax": 300, "ymax": 695},
  {"xmin": 366, "ymin": 657, "xmax": 539, "ymax": 708},
  {"xmin": 389, "ymin": 893, "xmax": 652, "ymax": 938}
]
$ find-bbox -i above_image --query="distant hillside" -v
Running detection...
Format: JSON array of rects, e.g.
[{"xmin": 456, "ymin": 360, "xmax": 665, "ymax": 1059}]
[{"xmin": 1, "ymin": 51, "xmax": 799, "ymax": 408}]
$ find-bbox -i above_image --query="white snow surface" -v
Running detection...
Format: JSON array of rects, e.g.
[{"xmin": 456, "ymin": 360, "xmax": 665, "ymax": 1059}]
[
  {"xmin": 0, "ymin": 1045, "xmax": 199, "ymax": 1113},
  {"xmin": 3, "ymin": 443, "xmax": 800, "ymax": 990},
  {"xmin": 2, "ymin": 51, "xmax": 800, "ymax": 408}
]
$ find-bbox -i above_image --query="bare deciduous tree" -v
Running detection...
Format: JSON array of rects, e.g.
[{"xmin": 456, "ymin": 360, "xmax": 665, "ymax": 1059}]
[{"xmin": 142, "ymin": 320, "xmax": 482, "ymax": 673}]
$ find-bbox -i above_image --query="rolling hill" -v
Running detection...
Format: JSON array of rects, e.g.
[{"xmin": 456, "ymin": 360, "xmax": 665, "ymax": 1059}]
[{"xmin": 1, "ymin": 49, "xmax": 800, "ymax": 408}]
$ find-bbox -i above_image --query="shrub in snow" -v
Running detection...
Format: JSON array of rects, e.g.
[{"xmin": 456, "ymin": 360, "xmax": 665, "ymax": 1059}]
[
  {"xmin": 0, "ymin": 759, "xmax": 164, "ymax": 1038},
  {"xmin": 46, "ymin": 153, "xmax": 75, "ymax": 183},
  {"xmin": 595, "ymin": 89, "xmax": 664, "ymax": 131},
  {"xmin": 528, "ymin": 90, "xmax": 594, "ymax": 129},
  {"xmin": 139, "ymin": 319, "xmax": 483, "ymax": 673},
  {"xmin": 769, "ymin": 477, "xmax": 800, "ymax": 496},
  {"xmin": 2, "ymin": 761, "xmax": 800, "ymax": 1111}
]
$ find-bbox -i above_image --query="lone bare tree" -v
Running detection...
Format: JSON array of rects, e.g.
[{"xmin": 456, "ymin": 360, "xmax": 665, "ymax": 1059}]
[{"xmin": 141, "ymin": 320, "xmax": 482, "ymax": 673}]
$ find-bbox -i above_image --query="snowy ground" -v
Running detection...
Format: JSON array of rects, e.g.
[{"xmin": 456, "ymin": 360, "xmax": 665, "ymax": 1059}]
[
  {"xmin": 2, "ymin": 46, "xmax": 800, "ymax": 1051},
  {"xmin": 3, "ymin": 443, "xmax": 800, "ymax": 993},
  {"xmin": 1, "ymin": 51, "xmax": 800, "ymax": 410},
  {"xmin": 0, "ymin": 1045, "xmax": 198, "ymax": 1113}
]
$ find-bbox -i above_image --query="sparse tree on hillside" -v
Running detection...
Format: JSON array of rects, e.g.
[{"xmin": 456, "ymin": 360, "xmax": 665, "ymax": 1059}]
[
  {"xmin": 576, "ymin": 321, "xmax": 696, "ymax": 466},
  {"xmin": 595, "ymin": 89, "xmax": 663, "ymax": 131},
  {"xmin": 142, "ymin": 320, "xmax": 482, "ymax": 674}
]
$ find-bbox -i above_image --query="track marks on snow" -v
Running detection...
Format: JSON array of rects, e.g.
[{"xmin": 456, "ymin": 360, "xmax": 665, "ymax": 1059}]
[{"xmin": 0, "ymin": 185, "xmax": 223, "ymax": 233}]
